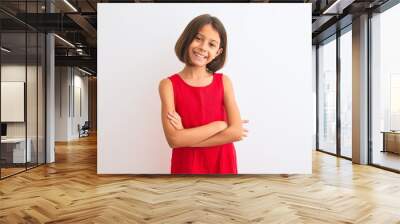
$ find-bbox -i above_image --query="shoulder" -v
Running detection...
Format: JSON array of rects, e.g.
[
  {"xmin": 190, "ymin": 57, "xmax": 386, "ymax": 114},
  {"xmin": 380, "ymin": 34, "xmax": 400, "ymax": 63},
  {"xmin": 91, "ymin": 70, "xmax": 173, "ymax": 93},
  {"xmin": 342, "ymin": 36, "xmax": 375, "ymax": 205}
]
[
  {"xmin": 158, "ymin": 76, "xmax": 173, "ymax": 93},
  {"xmin": 216, "ymin": 73, "xmax": 230, "ymax": 81},
  {"xmin": 159, "ymin": 77, "xmax": 172, "ymax": 87},
  {"xmin": 219, "ymin": 73, "xmax": 235, "ymax": 96},
  {"xmin": 159, "ymin": 73, "xmax": 178, "ymax": 88},
  {"xmin": 219, "ymin": 73, "xmax": 233, "ymax": 87}
]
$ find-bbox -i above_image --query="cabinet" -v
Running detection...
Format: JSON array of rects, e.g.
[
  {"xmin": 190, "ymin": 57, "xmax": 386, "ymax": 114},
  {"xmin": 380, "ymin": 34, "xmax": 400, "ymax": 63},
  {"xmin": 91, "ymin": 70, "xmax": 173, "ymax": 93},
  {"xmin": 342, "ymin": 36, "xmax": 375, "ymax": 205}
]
[{"xmin": 382, "ymin": 131, "xmax": 400, "ymax": 154}]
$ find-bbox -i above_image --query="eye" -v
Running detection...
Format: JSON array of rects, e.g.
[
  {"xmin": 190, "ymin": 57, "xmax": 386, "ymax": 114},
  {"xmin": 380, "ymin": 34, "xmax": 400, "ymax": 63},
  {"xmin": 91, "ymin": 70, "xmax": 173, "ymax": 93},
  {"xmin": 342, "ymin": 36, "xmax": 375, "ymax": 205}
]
[
  {"xmin": 194, "ymin": 36, "xmax": 201, "ymax": 41},
  {"xmin": 209, "ymin": 43, "xmax": 216, "ymax": 48}
]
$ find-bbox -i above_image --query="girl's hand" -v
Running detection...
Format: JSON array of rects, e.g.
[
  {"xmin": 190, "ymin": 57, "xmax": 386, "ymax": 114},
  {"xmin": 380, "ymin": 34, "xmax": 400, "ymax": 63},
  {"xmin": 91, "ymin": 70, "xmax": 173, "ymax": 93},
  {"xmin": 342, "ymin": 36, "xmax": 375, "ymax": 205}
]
[
  {"xmin": 239, "ymin": 119, "xmax": 249, "ymax": 140},
  {"xmin": 168, "ymin": 111, "xmax": 184, "ymax": 130}
]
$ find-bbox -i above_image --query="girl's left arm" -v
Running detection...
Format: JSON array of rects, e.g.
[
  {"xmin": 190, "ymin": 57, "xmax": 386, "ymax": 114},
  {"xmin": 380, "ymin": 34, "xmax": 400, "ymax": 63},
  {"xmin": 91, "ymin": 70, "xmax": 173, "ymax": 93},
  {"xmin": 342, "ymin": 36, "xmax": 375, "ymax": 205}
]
[{"xmin": 190, "ymin": 75, "xmax": 247, "ymax": 147}]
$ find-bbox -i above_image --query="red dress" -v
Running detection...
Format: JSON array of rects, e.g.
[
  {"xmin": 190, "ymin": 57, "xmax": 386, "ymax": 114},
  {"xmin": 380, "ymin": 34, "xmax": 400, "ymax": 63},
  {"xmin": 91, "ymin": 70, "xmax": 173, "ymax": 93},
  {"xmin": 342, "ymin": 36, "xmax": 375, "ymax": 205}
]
[{"xmin": 168, "ymin": 73, "xmax": 238, "ymax": 174}]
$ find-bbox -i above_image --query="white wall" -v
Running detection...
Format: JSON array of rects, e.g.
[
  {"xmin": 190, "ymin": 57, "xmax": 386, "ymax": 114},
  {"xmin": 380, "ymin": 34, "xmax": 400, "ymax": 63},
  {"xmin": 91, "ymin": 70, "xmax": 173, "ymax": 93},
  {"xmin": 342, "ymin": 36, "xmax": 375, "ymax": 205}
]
[
  {"xmin": 312, "ymin": 45, "xmax": 317, "ymax": 150},
  {"xmin": 55, "ymin": 67, "xmax": 69, "ymax": 141},
  {"xmin": 55, "ymin": 67, "xmax": 89, "ymax": 141},
  {"xmin": 98, "ymin": 3, "xmax": 312, "ymax": 174},
  {"xmin": 72, "ymin": 72, "xmax": 89, "ymax": 138}
]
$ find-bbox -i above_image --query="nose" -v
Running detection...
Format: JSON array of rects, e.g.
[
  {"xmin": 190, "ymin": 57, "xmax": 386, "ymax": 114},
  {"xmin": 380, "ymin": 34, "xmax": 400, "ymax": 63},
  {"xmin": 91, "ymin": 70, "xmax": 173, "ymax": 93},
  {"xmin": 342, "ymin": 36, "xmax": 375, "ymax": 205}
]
[{"xmin": 199, "ymin": 41, "xmax": 207, "ymax": 52}]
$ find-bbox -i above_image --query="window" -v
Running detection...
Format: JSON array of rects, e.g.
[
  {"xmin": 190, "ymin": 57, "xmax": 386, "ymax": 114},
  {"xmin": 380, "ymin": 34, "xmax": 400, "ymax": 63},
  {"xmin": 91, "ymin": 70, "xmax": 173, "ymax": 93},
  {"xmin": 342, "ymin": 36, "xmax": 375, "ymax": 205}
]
[
  {"xmin": 340, "ymin": 29, "xmax": 352, "ymax": 158},
  {"xmin": 318, "ymin": 36, "xmax": 337, "ymax": 155},
  {"xmin": 370, "ymin": 3, "xmax": 400, "ymax": 171}
]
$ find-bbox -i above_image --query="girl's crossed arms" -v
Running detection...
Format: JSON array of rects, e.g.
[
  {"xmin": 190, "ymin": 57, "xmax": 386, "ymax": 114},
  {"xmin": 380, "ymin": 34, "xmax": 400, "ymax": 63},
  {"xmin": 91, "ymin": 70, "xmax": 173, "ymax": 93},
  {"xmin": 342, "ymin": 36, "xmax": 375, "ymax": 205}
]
[{"xmin": 159, "ymin": 75, "xmax": 248, "ymax": 148}]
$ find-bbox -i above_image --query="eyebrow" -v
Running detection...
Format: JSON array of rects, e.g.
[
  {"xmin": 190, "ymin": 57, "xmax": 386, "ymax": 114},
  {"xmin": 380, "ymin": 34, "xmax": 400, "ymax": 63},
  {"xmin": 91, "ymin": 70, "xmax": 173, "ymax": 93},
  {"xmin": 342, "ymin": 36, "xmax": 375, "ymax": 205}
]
[{"xmin": 196, "ymin": 33, "xmax": 219, "ymax": 44}]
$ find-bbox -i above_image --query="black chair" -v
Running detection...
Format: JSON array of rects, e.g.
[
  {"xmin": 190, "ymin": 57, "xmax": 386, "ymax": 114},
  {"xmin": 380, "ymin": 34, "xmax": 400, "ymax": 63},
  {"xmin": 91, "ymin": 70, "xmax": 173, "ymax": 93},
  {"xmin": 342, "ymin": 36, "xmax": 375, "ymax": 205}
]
[{"xmin": 79, "ymin": 121, "xmax": 90, "ymax": 138}]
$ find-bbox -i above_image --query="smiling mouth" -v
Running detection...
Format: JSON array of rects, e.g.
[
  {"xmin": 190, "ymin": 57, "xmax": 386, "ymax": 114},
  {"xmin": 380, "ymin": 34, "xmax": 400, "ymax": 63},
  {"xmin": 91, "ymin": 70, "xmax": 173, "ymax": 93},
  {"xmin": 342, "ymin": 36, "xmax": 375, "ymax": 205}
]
[{"xmin": 193, "ymin": 51, "xmax": 207, "ymax": 59}]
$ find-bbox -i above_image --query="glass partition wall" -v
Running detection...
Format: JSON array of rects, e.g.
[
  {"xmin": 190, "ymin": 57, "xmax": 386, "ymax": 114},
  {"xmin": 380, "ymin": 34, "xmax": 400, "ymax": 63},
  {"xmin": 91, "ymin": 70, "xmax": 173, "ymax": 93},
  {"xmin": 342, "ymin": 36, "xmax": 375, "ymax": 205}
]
[
  {"xmin": 317, "ymin": 0, "xmax": 400, "ymax": 171},
  {"xmin": 370, "ymin": 3, "xmax": 400, "ymax": 172},
  {"xmin": 317, "ymin": 27, "xmax": 353, "ymax": 159},
  {"xmin": 339, "ymin": 28, "xmax": 352, "ymax": 159},
  {"xmin": 0, "ymin": 1, "xmax": 46, "ymax": 179},
  {"xmin": 0, "ymin": 31, "xmax": 27, "ymax": 177},
  {"xmin": 317, "ymin": 35, "xmax": 337, "ymax": 155}
]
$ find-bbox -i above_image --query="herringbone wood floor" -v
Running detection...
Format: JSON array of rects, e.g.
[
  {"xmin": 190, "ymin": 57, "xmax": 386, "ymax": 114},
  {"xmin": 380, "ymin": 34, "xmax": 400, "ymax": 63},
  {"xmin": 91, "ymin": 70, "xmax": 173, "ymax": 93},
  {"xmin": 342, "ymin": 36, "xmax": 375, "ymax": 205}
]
[{"xmin": 1, "ymin": 134, "xmax": 400, "ymax": 223}]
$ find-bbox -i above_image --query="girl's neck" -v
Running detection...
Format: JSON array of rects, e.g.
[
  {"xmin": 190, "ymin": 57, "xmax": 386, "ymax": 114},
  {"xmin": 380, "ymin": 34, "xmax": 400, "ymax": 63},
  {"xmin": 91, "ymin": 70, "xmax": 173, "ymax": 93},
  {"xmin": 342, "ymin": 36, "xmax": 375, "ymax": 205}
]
[{"xmin": 179, "ymin": 66, "xmax": 212, "ymax": 80}]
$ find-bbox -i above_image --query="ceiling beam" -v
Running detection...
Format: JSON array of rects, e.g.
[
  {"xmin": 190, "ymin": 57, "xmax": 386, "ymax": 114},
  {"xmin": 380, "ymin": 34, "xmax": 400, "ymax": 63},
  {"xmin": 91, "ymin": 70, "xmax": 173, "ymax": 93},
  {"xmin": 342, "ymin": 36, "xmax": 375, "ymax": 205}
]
[
  {"xmin": 322, "ymin": 0, "xmax": 356, "ymax": 14},
  {"xmin": 55, "ymin": 55, "xmax": 96, "ymax": 70},
  {"xmin": 67, "ymin": 13, "xmax": 97, "ymax": 46}
]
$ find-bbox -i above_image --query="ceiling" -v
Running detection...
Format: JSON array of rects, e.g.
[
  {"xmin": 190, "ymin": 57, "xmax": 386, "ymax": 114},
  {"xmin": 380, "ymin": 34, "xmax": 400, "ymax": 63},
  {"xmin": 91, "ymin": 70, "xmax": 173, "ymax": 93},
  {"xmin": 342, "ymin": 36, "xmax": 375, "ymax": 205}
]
[{"xmin": 0, "ymin": 0, "xmax": 394, "ymax": 75}]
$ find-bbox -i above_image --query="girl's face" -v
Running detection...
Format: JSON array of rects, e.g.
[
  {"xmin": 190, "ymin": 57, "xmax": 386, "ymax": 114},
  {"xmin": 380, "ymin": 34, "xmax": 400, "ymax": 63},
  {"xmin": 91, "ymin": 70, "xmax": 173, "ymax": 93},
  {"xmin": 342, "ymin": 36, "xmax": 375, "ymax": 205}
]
[{"xmin": 187, "ymin": 24, "xmax": 223, "ymax": 68}]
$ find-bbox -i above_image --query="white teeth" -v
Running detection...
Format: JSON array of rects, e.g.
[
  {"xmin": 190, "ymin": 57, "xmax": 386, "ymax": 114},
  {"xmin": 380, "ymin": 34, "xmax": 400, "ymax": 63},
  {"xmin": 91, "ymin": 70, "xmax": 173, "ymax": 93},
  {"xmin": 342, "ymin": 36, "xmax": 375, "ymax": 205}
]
[{"xmin": 194, "ymin": 52, "xmax": 206, "ymax": 59}]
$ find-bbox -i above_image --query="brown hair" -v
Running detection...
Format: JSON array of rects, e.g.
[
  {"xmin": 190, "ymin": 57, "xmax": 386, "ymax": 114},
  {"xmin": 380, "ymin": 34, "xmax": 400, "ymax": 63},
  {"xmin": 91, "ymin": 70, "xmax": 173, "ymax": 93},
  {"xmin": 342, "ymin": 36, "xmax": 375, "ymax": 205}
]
[{"xmin": 175, "ymin": 14, "xmax": 227, "ymax": 73}]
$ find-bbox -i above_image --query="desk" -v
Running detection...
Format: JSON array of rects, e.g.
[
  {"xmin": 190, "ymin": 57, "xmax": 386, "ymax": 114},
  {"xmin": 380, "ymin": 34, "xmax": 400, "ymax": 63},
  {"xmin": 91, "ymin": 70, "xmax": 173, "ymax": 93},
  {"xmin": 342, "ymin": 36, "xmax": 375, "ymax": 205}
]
[
  {"xmin": 1, "ymin": 138, "xmax": 31, "ymax": 163},
  {"xmin": 381, "ymin": 131, "xmax": 400, "ymax": 154}
]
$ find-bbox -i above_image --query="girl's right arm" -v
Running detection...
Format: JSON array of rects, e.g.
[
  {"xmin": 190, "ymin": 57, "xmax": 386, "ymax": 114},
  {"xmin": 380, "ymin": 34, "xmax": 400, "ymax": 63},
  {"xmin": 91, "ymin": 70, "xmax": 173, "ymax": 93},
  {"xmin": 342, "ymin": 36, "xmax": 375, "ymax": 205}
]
[{"xmin": 159, "ymin": 78, "xmax": 227, "ymax": 148}]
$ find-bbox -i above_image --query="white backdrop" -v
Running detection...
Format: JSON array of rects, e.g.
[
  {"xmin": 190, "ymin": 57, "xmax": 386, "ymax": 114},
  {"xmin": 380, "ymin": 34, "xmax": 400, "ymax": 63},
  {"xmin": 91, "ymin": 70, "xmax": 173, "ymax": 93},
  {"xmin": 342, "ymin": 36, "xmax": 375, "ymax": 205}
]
[{"xmin": 98, "ymin": 3, "xmax": 312, "ymax": 174}]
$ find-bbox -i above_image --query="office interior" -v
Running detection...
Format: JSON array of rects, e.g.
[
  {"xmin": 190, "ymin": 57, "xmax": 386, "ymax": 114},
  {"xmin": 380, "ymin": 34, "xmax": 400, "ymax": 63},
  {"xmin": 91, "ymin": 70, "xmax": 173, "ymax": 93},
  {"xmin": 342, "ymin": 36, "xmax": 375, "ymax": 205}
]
[
  {"xmin": 0, "ymin": 0, "xmax": 97, "ymax": 179},
  {"xmin": 0, "ymin": 0, "xmax": 400, "ymax": 222}
]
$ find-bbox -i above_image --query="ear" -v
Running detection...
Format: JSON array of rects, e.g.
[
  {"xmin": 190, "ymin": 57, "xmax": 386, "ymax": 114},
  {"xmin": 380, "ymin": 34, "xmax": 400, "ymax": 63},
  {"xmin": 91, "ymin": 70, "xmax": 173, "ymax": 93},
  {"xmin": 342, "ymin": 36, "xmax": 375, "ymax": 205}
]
[{"xmin": 217, "ymin": 48, "xmax": 223, "ymax": 56}]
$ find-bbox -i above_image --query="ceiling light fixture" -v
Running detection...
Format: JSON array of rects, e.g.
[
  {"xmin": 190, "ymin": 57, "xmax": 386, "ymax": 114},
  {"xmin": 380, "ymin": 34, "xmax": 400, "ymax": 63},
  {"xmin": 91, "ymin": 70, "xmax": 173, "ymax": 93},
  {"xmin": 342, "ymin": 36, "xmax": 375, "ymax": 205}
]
[
  {"xmin": 54, "ymin": 34, "xmax": 75, "ymax": 48},
  {"xmin": 78, "ymin": 67, "xmax": 93, "ymax": 76},
  {"xmin": 63, "ymin": 0, "xmax": 78, "ymax": 12},
  {"xmin": 1, "ymin": 47, "xmax": 11, "ymax": 53}
]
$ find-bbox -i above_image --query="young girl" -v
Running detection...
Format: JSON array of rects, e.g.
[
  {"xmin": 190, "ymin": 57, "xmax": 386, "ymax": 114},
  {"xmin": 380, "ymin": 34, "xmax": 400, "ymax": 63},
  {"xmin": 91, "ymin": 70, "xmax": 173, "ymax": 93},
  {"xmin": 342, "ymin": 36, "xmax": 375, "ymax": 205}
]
[{"xmin": 158, "ymin": 14, "xmax": 248, "ymax": 174}]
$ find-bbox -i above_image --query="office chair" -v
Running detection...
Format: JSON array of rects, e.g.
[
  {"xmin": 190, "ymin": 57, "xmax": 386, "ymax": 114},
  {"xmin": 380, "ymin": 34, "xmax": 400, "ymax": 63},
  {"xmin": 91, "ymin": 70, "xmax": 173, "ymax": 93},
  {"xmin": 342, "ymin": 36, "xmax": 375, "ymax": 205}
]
[{"xmin": 79, "ymin": 121, "xmax": 90, "ymax": 138}]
